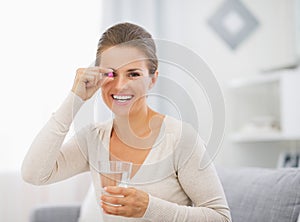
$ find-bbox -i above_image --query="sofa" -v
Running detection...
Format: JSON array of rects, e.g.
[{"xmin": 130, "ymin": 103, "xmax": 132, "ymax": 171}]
[{"xmin": 30, "ymin": 167, "xmax": 300, "ymax": 222}]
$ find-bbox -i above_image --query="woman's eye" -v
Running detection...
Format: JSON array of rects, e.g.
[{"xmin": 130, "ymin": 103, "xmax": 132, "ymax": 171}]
[{"xmin": 128, "ymin": 72, "xmax": 141, "ymax": 78}]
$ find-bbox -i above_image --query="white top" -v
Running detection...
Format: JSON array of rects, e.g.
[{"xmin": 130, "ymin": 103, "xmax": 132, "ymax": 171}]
[{"xmin": 22, "ymin": 92, "xmax": 231, "ymax": 222}]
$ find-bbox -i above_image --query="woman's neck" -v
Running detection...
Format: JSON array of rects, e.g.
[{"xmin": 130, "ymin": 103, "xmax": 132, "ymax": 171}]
[
  {"xmin": 114, "ymin": 106, "xmax": 152, "ymax": 137},
  {"xmin": 112, "ymin": 107, "xmax": 164, "ymax": 148}
]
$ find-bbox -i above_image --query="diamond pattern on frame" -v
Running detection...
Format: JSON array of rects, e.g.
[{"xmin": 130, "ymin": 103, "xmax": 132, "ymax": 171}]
[{"xmin": 207, "ymin": 0, "xmax": 259, "ymax": 50}]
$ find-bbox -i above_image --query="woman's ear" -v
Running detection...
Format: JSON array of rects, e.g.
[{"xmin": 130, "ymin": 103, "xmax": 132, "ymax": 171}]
[{"xmin": 148, "ymin": 70, "xmax": 158, "ymax": 90}]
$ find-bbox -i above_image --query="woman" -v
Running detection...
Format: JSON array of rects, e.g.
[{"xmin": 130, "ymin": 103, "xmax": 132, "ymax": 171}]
[{"xmin": 22, "ymin": 22, "xmax": 231, "ymax": 221}]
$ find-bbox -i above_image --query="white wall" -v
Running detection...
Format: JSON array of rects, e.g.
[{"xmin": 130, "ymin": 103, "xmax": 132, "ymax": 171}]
[
  {"xmin": 178, "ymin": 0, "xmax": 297, "ymax": 80},
  {"xmin": 0, "ymin": 0, "xmax": 101, "ymax": 221},
  {"xmin": 174, "ymin": 0, "xmax": 299, "ymax": 167},
  {"xmin": 0, "ymin": 0, "xmax": 102, "ymax": 172}
]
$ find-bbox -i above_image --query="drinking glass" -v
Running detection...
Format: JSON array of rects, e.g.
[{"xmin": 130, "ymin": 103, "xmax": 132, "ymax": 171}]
[
  {"xmin": 98, "ymin": 160, "xmax": 132, "ymax": 207},
  {"xmin": 98, "ymin": 160, "xmax": 132, "ymax": 194}
]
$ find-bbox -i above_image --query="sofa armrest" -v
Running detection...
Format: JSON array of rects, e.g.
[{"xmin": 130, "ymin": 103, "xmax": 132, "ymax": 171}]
[
  {"xmin": 217, "ymin": 167, "xmax": 300, "ymax": 222},
  {"xmin": 30, "ymin": 204, "xmax": 81, "ymax": 222}
]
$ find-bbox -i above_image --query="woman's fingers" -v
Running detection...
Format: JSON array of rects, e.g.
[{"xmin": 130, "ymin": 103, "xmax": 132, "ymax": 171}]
[
  {"xmin": 100, "ymin": 186, "xmax": 149, "ymax": 218},
  {"xmin": 72, "ymin": 67, "xmax": 113, "ymax": 100},
  {"xmin": 79, "ymin": 67, "xmax": 112, "ymax": 86},
  {"xmin": 101, "ymin": 202, "xmax": 126, "ymax": 215},
  {"xmin": 103, "ymin": 186, "xmax": 128, "ymax": 195}
]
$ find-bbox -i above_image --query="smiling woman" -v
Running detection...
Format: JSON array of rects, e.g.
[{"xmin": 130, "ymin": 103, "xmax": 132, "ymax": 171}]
[
  {"xmin": 21, "ymin": 22, "xmax": 231, "ymax": 222},
  {"xmin": 99, "ymin": 46, "xmax": 158, "ymax": 118}
]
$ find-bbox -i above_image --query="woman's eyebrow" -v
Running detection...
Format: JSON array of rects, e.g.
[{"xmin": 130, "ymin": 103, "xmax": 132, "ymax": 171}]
[
  {"xmin": 126, "ymin": 68, "xmax": 143, "ymax": 72},
  {"xmin": 108, "ymin": 68, "xmax": 116, "ymax": 72}
]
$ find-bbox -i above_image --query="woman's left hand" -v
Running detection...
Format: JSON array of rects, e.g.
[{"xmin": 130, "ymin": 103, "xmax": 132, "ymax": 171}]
[{"xmin": 100, "ymin": 186, "xmax": 149, "ymax": 218}]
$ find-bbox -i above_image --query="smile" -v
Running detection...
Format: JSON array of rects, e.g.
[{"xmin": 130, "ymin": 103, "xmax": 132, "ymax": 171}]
[{"xmin": 112, "ymin": 94, "xmax": 134, "ymax": 103}]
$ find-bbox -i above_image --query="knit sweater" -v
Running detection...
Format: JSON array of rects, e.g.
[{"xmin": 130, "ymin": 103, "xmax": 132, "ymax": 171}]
[{"xmin": 22, "ymin": 92, "xmax": 231, "ymax": 222}]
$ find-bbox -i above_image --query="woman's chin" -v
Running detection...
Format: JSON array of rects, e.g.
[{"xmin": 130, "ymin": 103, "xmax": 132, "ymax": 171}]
[
  {"xmin": 111, "ymin": 106, "xmax": 131, "ymax": 117},
  {"xmin": 110, "ymin": 99, "xmax": 147, "ymax": 118},
  {"xmin": 112, "ymin": 107, "xmax": 143, "ymax": 118}
]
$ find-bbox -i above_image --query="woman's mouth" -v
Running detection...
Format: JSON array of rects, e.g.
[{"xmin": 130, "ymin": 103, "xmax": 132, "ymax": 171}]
[{"xmin": 111, "ymin": 94, "xmax": 134, "ymax": 103}]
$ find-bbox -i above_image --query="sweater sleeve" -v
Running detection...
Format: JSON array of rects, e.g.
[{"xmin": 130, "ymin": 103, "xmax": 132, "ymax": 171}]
[
  {"xmin": 21, "ymin": 92, "xmax": 90, "ymax": 185},
  {"xmin": 142, "ymin": 124, "xmax": 231, "ymax": 222}
]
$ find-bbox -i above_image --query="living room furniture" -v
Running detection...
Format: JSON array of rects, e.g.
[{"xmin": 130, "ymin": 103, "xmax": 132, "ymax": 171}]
[{"xmin": 30, "ymin": 167, "xmax": 300, "ymax": 222}]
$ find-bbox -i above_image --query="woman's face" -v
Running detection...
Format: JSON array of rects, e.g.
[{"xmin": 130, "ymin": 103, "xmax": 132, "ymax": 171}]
[{"xmin": 99, "ymin": 46, "xmax": 157, "ymax": 117}]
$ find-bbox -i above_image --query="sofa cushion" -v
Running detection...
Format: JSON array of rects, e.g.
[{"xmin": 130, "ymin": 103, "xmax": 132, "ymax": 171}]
[
  {"xmin": 30, "ymin": 204, "xmax": 80, "ymax": 222},
  {"xmin": 217, "ymin": 167, "xmax": 300, "ymax": 222}
]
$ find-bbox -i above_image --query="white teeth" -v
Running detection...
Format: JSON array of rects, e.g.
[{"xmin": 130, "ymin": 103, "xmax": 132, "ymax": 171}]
[{"xmin": 112, "ymin": 95, "xmax": 133, "ymax": 101}]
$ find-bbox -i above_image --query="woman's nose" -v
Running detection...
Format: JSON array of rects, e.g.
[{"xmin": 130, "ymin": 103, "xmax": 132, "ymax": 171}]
[{"xmin": 114, "ymin": 75, "xmax": 129, "ymax": 90}]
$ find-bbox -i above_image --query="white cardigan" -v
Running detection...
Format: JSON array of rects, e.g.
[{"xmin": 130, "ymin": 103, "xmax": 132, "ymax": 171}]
[{"xmin": 22, "ymin": 92, "xmax": 231, "ymax": 222}]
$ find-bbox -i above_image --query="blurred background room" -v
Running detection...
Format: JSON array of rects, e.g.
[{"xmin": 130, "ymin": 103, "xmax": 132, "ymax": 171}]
[{"xmin": 0, "ymin": 0, "xmax": 299, "ymax": 221}]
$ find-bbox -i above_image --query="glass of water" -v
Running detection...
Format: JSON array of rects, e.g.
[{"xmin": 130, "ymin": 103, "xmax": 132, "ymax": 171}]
[{"xmin": 98, "ymin": 160, "xmax": 132, "ymax": 192}]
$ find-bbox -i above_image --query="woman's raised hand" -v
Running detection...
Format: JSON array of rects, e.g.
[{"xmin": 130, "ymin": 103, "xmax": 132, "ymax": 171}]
[
  {"xmin": 101, "ymin": 186, "xmax": 149, "ymax": 218},
  {"xmin": 71, "ymin": 67, "xmax": 113, "ymax": 101}
]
